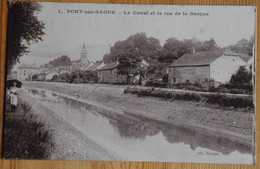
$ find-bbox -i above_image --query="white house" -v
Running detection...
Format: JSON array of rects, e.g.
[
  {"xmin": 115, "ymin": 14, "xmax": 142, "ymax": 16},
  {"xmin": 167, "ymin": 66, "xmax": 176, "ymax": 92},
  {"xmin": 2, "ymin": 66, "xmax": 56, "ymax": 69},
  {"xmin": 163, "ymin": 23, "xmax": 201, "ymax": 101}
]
[
  {"xmin": 169, "ymin": 49, "xmax": 248, "ymax": 84},
  {"xmin": 17, "ymin": 63, "xmax": 40, "ymax": 81},
  {"xmin": 45, "ymin": 69, "xmax": 59, "ymax": 80}
]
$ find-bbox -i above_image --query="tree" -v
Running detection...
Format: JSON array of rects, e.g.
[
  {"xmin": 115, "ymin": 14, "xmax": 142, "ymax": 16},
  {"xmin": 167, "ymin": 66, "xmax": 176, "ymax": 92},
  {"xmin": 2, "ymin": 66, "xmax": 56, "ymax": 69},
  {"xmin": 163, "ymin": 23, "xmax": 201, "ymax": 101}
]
[
  {"xmin": 32, "ymin": 74, "xmax": 38, "ymax": 81},
  {"xmin": 230, "ymin": 66, "xmax": 252, "ymax": 85},
  {"xmin": 159, "ymin": 37, "xmax": 215, "ymax": 63},
  {"xmin": 227, "ymin": 36, "xmax": 255, "ymax": 56},
  {"xmin": 49, "ymin": 55, "xmax": 71, "ymax": 67},
  {"xmin": 6, "ymin": 2, "xmax": 45, "ymax": 74},
  {"xmin": 202, "ymin": 38, "xmax": 218, "ymax": 51},
  {"xmin": 104, "ymin": 33, "xmax": 161, "ymax": 82}
]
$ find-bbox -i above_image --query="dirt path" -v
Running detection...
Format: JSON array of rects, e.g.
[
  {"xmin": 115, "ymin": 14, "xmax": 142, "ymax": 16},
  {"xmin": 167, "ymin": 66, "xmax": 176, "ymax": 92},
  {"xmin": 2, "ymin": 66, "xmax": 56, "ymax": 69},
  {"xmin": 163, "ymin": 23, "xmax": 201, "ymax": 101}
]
[
  {"xmin": 23, "ymin": 82, "xmax": 254, "ymax": 149},
  {"xmin": 19, "ymin": 90, "xmax": 119, "ymax": 161}
]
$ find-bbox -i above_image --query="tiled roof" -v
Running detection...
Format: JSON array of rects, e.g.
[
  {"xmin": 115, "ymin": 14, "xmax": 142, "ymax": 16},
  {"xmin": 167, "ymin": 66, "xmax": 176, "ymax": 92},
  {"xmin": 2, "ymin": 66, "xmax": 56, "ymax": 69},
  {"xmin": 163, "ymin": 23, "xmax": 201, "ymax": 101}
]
[
  {"xmin": 170, "ymin": 50, "xmax": 224, "ymax": 67},
  {"xmin": 99, "ymin": 61, "xmax": 118, "ymax": 70},
  {"xmin": 87, "ymin": 61, "xmax": 103, "ymax": 71},
  {"xmin": 80, "ymin": 62, "xmax": 92, "ymax": 70},
  {"xmin": 238, "ymin": 53, "xmax": 252, "ymax": 62}
]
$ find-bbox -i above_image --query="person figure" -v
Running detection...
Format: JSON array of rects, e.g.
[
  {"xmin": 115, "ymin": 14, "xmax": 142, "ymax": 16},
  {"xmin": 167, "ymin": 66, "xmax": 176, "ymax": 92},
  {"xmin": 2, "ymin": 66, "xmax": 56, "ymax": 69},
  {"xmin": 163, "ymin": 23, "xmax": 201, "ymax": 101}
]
[{"xmin": 9, "ymin": 82, "xmax": 19, "ymax": 112}]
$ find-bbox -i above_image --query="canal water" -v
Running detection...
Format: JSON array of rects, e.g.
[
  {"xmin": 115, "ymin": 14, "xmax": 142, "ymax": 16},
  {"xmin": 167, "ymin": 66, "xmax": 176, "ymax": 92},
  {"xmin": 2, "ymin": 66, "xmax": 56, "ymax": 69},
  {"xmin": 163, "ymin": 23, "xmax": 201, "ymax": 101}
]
[{"xmin": 26, "ymin": 88, "xmax": 253, "ymax": 164}]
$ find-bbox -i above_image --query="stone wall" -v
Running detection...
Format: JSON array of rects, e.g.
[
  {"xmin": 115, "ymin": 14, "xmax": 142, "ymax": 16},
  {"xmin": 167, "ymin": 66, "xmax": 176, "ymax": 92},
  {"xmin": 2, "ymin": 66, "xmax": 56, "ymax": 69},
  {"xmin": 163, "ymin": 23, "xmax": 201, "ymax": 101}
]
[
  {"xmin": 98, "ymin": 68, "xmax": 127, "ymax": 84},
  {"xmin": 169, "ymin": 66, "xmax": 210, "ymax": 84}
]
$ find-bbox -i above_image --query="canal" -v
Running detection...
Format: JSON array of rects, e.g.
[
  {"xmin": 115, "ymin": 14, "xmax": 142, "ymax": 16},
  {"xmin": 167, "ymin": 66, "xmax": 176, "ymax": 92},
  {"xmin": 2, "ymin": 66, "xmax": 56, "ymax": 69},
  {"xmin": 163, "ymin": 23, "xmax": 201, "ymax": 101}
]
[{"xmin": 25, "ymin": 88, "xmax": 253, "ymax": 164}]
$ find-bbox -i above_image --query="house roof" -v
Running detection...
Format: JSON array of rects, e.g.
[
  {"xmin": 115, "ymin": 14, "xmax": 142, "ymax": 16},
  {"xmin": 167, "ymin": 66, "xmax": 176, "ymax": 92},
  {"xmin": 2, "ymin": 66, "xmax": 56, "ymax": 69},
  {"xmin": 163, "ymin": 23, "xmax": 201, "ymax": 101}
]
[
  {"xmin": 170, "ymin": 50, "xmax": 224, "ymax": 67},
  {"xmin": 223, "ymin": 49, "xmax": 252, "ymax": 62},
  {"xmin": 99, "ymin": 61, "xmax": 118, "ymax": 70},
  {"xmin": 238, "ymin": 53, "xmax": 252, "ymax": 62},
  {"xmin": 79, "ymin": 62, "xmax": 92, "ymax": 70},
  {"xmin": 87, "ymin": 61, "xmax": 103, "ymax": 71},
  {"xmin": 46, "ymin": 69, "xmax": 59, "ymax": 75}
]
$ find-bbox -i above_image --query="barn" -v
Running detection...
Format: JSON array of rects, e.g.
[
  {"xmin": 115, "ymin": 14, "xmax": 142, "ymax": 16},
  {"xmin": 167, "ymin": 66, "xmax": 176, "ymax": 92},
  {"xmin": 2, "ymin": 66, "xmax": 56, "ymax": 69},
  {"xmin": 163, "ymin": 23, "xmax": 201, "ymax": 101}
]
[
  {"xmin": 168, "ymin": 49, "xmax": 248, "ymax": 85},
  {"xmin": 97, "ymin": 61, "xmax": 128, "ymax": 84}
]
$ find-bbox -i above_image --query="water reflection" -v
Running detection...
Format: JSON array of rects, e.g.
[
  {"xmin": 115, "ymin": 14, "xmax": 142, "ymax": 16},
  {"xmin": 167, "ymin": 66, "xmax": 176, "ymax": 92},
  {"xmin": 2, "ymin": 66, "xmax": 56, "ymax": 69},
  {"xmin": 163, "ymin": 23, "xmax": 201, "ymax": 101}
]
[{"xmin": 26, "ymin": 88, "xmax": 253, "ymax": 163}]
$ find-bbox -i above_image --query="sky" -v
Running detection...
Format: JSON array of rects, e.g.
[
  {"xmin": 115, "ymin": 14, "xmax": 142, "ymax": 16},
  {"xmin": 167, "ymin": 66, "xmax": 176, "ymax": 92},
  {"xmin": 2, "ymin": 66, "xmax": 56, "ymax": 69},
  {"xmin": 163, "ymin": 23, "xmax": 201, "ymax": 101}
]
[{"xmin": 15, "ymin": 2, "xmax": 256, "ymax": 68}]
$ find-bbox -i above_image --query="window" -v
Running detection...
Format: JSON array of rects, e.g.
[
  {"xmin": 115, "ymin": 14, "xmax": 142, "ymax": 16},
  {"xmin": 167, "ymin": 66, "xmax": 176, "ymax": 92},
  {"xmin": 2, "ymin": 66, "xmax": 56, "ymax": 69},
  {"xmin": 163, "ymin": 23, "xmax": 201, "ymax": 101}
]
[{"xmin": 173, "ymin": 78, "xmax": 176, "ymax": 83}]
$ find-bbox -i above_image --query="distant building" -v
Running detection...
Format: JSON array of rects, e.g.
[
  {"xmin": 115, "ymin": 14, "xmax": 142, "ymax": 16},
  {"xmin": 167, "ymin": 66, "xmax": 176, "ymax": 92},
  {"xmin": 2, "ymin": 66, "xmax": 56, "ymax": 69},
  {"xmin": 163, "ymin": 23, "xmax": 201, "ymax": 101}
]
[
  {"xmin": 17, "ymin": 63, "xmax": 40, "ymax": 80},
  {"xmin": 80, "ymin": 62, "xmax": 93, "ymax": 71},
  {"xmin": 45, "ymin": 69, "xmax": 59, "ymax": 81},
  {"xmin": 168, "ymin": 49, "xmax": 248, "ymax": 85},
  {"xmin": 98, "ymin": 61, "xmax": 127, "ymax": 84},
  {"xmin": 70, "ymin": 43, "xmax": 90, "ymax": 72},
  {"xmin": 80, "ymin": 43, "xmax": 89, "ymax": 64},
  {"xmin": 98, "ymin": 59, "xmax": 149, "ymax": 84},
  {"xmin": 11, "ymin": 71, "xmax": 17, "ymax": 79},
  {"xmin": 58, "ymin": 66, "xmax": 70, "ymax": 74},
  {"xmin": 87, "ymin": 60, "xmax": 105, "ymax": 72}
]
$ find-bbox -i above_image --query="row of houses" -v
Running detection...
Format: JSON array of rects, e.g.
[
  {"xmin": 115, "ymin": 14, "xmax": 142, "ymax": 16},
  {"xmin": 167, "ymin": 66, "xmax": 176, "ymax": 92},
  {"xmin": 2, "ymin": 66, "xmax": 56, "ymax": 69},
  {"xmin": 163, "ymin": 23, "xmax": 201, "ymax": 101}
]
[
  {"xmin": 15, "ymin": 43, "xmax": 105, "ymax": 81},
  {"xmin": 97, "ymin": 49, "xmax": 253, "ymax": 85},
  {"xmin": 15, "ymin": 60, "xmax": 105, "ymax": 81},
  {"xmin": 14, "ymin": 46, "xmax": 253, "ymax": 86}
]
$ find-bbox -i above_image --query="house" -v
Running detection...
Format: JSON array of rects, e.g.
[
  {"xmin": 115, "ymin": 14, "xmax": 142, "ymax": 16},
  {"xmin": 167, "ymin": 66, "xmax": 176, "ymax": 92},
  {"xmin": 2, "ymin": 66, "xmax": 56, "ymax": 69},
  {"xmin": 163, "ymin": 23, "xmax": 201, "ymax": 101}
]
[
  {"xmin": 168, "ymin": 49, "xmax": 248, "ymax": 85},
  {"xmin": 247, "ymin": 56, "xmax": 254, "ymax": 73},
  {"xmin": 45, "ymin": 69, "xmax": 59, "ymax": 80},
  {"xmin": 98, "ymin": 61, "xmax": 128, "ymax": 84},
  {"xmin": 58, "ymin": 65, "xmax": 70, "ymax": 74},
  {"xmin": 80, "ymin": 62, "xmax": 93, "ymax": 71},
  {"xmin": 98, "ymin": 59, "xmax": 149, "ymax": 84},
  {"xmin": 87, "ymin": 60, "xmax": 105, "ymax": 72},
  {"xmin": 17, "ymin": 63, "xmax": 41, "ymax": 80}
]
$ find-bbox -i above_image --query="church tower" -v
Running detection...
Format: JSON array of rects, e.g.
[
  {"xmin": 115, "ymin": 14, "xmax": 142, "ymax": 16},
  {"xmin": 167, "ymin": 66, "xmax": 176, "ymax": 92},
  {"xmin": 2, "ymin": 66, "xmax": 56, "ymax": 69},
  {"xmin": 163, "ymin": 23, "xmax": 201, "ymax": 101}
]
[{"xmin": 81, "ymin": 43, "xmax": 89, "ymax": 64}]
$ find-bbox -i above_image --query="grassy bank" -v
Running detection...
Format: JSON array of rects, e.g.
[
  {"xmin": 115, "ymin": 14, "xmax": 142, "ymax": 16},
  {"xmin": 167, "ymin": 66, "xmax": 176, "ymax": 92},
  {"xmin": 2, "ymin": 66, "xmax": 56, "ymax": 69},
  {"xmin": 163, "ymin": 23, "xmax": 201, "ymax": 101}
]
[
  {"xmin": 3, "ymin": 100, "xmax": 53, "ymax": 159},
  {"xmin": 124, "ymin": 87, "xmax": 253, "ymax": 109}
]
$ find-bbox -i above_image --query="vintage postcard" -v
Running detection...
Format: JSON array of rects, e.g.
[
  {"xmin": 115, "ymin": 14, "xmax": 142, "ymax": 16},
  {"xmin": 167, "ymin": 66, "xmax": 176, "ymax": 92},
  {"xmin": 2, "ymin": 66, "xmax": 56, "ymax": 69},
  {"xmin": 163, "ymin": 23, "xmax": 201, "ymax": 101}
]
[{"xmin": 2, "ymin": 2, "xmax": 256, "ymax": 164}]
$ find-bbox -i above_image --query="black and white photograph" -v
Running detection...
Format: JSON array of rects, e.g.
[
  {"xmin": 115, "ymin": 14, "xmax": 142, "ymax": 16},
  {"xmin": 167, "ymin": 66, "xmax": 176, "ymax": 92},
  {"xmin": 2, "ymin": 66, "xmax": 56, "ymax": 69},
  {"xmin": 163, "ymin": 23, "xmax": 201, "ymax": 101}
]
[{"xmin": 3, "ymin": 2, "xmax": 256, "ymax": 164}]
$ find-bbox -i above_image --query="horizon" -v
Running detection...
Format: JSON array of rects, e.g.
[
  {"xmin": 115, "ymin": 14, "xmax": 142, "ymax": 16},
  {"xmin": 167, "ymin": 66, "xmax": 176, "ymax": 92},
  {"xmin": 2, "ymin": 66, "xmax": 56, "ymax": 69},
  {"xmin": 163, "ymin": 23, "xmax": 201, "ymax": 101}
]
[{"xmin": 12, "ymin": 3, "xmax": 256, "ymax": 69}]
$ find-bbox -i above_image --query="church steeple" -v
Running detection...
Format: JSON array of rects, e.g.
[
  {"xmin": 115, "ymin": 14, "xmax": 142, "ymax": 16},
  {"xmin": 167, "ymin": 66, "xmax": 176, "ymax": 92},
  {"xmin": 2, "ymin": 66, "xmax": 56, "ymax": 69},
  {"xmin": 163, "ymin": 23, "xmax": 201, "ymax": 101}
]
[{"xmin": 81, "ymin": 42, "xmax": 89, "ymax": 64}]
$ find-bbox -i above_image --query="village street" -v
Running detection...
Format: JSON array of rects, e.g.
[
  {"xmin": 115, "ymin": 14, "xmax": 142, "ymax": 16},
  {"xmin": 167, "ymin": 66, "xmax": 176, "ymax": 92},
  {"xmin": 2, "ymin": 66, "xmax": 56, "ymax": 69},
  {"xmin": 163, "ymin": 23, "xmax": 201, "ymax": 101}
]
[{"xmin": 19, "ymin": 81, "xmax": 254, "ymax": 162}]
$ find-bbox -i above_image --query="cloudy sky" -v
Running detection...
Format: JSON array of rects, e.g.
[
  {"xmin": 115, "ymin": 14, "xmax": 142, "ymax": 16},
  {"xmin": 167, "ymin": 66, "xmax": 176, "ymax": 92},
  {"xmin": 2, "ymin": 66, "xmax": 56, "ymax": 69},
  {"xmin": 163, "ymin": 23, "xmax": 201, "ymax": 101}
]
[{"xmin": 16, "ymin": 2, "xmax": 256, "ymax": 67}]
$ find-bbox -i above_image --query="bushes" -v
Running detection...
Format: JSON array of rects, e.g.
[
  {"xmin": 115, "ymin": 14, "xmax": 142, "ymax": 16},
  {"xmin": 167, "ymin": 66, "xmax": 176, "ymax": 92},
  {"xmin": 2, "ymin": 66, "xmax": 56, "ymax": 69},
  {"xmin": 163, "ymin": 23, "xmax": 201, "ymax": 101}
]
[
  {"xmin": 206, "ymin": 94, "xmax": 253, "ymax": 108},
  {"xmin": 51, "ymin": 70, "xmax": 98, "ymax": 83},
  {"xmin": 3, "ymin": 102, "xmax": 53, "ymax": 159},
  {"xmin": 124, "ymin": 87, "xmax": 253, "ymax": 108},
  {"xmin": 145, "ymin": 80, "xmax": 167, "ymax": 88}
]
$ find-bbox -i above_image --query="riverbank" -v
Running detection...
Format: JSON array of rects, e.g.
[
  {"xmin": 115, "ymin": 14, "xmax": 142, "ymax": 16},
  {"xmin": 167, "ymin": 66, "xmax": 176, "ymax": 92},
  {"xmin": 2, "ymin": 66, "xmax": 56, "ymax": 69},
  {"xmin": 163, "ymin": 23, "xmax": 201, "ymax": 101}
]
[
  {"xmin": 3, "ymin": 99, "xmax": 53, "ymax": 159},
  {"xmin": 23, "ymin": 82, "xmax": 254, "ymax": 153},
  {"xmin": 18, "ymin": 90, "xmax": 119, "ymax": 160}
]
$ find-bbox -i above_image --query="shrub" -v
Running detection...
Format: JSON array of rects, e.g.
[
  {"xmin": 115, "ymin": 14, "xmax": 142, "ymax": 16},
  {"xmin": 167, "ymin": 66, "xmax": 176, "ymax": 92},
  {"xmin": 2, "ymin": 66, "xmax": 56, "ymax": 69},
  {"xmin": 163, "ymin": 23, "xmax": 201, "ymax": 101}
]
[
  {"xmin": 124, "ymin": 88, "xmax": 253, "ymax": 108},
  {"xmin": 3, "ymin": 102, "xmax": 53, "ymax": 159}
]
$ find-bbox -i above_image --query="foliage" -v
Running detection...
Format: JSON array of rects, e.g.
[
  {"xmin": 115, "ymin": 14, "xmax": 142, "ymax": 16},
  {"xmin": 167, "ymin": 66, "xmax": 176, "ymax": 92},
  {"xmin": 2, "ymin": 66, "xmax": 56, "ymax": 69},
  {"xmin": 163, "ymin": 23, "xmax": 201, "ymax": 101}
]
[
  {"xmin": 230, "ymin": 66, "xmax": 252, "ymax": 85},
  {"xmin": 50, "ymin": 70, "xmax": 98, "ymax": 83},
  {"xmin": 48, "ymin": 55, "xmax": 71, "ymax": 67},
  {"xmin": 3, "ymin": 102, "xmax": 53, "ymax": 159},
  {"xmin": 6, "ymin": 2, "xmax": 45, "ymax": 74},
  {"xmin": 32, "ymin": 74, "xmax": 38, "ymax": 81},
  {"xmin": 159, "ymin": 38, "xmax": 218, "ymax": 63},
  {"xmin": 227, "ymin": 36, "xmax": 255, "ymax": 56},
  {"xmin": 124, "ymin": 88, "xmax": 253, "ymax": 108},
  {"xmin": 103, "ymin": 33, "xmax": 161, "ymax": 82}
]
